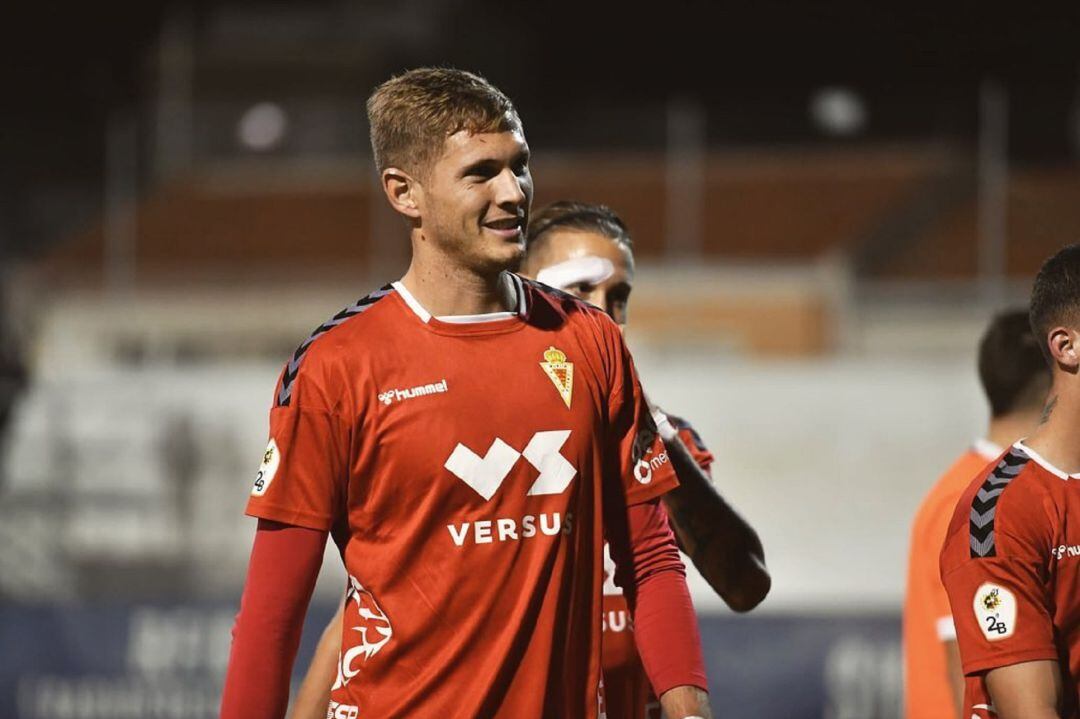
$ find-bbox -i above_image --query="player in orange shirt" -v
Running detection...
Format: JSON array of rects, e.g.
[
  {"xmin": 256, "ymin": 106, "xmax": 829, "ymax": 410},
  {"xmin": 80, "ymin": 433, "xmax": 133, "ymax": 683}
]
[
  {"xmin": 904, "ymin": 309, "xmax": 1048, "ymax": 719},
  {"xmin": 289, "ymin": 201, "xmax": 771, "ymax": 719},
  {"xmin": 941, "ymin": 244, "xmax": 1080, "ymax": 719},
  {"xmin": 219, "ymin": 68, "xmax": 711, "ymax": 719}
]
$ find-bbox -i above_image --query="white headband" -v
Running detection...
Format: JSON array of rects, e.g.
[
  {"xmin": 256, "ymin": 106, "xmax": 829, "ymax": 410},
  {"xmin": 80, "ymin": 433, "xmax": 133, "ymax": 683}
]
[{"xmin": 535, "ymin": 256, "xmax": 615, "ymax": 291}]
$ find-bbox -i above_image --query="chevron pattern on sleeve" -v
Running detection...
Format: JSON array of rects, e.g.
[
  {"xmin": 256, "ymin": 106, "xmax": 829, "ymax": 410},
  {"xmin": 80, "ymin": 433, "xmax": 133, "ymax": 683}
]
[
  {"xmin": 969, "ymin": 448, "xmax": 1030, "ymax": 558},
  {"xmin": 276, "ymin": 285, "xmax": 394, "ymax": 407}
]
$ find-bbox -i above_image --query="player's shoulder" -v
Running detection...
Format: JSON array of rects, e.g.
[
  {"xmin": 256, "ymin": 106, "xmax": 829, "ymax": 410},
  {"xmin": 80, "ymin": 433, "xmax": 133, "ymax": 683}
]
[
  {"xmin": 942, "ymin": 445, "xmax": 1057, "ymax": 567},
  {"xmin": 275, "ymin": 284, "xmax": 396, "ymax": 408}
]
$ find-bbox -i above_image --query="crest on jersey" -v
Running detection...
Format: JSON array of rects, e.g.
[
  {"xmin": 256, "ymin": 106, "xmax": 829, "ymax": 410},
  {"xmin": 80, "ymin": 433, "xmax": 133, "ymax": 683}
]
[
  {"xmin": 332, "ymin": 575, "xmax": 393, "ymax": 690},
  {"xmin": 540, "ymin": 346, "xmax": 574, "ymax": 409}
]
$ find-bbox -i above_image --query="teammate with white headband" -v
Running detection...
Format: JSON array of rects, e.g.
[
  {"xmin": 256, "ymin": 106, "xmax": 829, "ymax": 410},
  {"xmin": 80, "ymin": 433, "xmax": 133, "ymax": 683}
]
[{"xmin": 520, "ymin": 200, "xmax": 771, "ymax": 718}]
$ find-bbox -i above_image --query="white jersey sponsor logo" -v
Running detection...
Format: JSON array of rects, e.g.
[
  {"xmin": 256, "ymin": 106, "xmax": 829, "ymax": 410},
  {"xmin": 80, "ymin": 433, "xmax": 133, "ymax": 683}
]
[
  {"xmin": 444, "ymin": 430, "xmax": 576, "ymax": 501},
  {"xmin": 447, "ymin": 511, "xmax": 573, "ymax": 546},
  {"xmin": 1052, "ymin": 543, "xmax": 1080, "ymax": 560},
  {"xmin": 378, "ymin": 378, "xmax": 449, "ymax": 406},
  {"xmin": 634, "ymin": 450, "xmax": 669, "ymax": 484},
  {"xmin": 328, "ymin": 702, "xmax": 359, "ymax": 719}
]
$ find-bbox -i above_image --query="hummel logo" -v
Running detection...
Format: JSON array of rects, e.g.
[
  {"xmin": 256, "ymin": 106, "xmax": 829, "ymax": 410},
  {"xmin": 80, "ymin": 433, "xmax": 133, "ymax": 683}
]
[
  {"xmin": 378, "ymin": 379, "xmax": 448, "ymax": 406},
  {"xmin": 444, "ymin": 430, "xmax": 576, "ymax": 500}
]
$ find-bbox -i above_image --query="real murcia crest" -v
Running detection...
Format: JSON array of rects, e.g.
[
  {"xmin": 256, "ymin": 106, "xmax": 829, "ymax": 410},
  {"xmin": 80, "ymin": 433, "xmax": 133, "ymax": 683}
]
[{"xmin": 540, "ymin": 346, "xmax": 573, "ymax": 409}]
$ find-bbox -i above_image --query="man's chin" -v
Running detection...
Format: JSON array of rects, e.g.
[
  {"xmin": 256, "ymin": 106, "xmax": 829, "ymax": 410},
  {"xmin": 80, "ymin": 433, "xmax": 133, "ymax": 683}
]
[{"xmin": 477, "ymin": 239, "xmax": 525, "ymax": 274}]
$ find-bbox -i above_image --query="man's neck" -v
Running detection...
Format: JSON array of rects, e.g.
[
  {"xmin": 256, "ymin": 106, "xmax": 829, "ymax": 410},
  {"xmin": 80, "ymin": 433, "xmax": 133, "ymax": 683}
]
[
  {"xmin": 398, "ymin": 252, "xmax": 516, "ymax": 318},
  {"xmin": 1021, "ymin": 380, "xmax": 1080, "ymax": 474},
  {"xmin": 986, "ymin": 410, "xmax": 1041, "ymax": 452}
]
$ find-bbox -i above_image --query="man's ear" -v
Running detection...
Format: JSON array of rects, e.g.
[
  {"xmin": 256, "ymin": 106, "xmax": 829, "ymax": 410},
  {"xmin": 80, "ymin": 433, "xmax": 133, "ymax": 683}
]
[
  {"xmin": 381, "ymin": 167, "xmax": 422, "ymax": 220},
  {"xmin": 1047, "ymin": 326, "xmax": 1080, "ymax": 370}
]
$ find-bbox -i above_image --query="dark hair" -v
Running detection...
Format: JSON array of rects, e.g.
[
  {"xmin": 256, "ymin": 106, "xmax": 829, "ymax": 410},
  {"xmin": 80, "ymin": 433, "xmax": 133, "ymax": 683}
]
[
  {"xmin": 1030, "ymin": 244, "xmax": 1080, "ymax": 366},
  {"xmin": 978, "ymin": 308, "xmax": 1049, "ymax": 417},
  {"xmin": 367, "ymin": 67, "xmax": 520, "ymax": 176},
  {"xmin": 526, "ymin": 201, "xmax": 633, "ymax": 249}
]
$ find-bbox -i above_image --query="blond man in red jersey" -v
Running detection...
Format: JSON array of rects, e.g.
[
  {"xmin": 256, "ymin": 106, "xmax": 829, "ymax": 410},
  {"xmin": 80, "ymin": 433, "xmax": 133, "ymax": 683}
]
[
  {"xmin": 220, "ymin": 69, "xmax": 711, "ymax": 719},
  {"xmin": 290, "ymin": 201, "xmax": 770, "ymax": 719},
  {"xmin": 904, "ymin": 309, "xmax": 1048, "ymax": 718}
]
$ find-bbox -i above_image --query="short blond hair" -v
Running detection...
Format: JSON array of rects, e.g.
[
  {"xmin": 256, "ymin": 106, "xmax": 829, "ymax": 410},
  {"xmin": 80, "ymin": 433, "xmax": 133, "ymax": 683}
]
[{"xmin": 366, "ymin": 67, "xmax": 521, "ymax": 177}]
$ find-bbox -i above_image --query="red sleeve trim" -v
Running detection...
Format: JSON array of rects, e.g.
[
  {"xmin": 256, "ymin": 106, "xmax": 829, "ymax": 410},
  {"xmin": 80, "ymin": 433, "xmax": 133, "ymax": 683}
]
[
  {"xmin": 245, "ymin": 503, "xmax": 334, "ymax": 532},
  {"xmin": 962, "ymin": 647, "xmax": 1060, "ymax": 676},
  {"xmin": 626, "ymin": 472, "xmax": 680, "ymax": 507}
]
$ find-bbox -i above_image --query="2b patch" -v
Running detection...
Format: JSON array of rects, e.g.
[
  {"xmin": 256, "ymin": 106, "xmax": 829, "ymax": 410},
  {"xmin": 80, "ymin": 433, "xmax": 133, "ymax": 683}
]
[
  {"xmin": 251, "ymin": 438, "xmax": 280, "ymax": 497},
  {"xmin": 973, "ymin": 582, "xmax": 1016, "ymax": 641}
]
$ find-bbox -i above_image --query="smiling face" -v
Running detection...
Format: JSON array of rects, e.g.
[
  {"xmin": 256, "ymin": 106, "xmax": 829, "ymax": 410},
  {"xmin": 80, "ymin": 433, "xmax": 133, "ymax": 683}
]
[
  {"xmin": 417, "ymin": 126, "xmax": 533, "ymax": 275},
  {"xmin": 522, "ymin": 228, "xmax": 635, "ymax": 326}
]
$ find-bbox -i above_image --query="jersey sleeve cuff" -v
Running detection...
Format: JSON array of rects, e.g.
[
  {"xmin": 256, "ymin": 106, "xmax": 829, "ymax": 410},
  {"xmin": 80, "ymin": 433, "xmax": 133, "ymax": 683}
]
[
  {"xmin": 245, "ymin": 502, "xmax": 333, "ymax": 532},
  {"xmin": 935, "ymin": 616, "xmax": 957, "ymax": 641},
  {"xmin": 626, "ymin": 472, "xmax": 680, "ymax": 506},
  {"xmin": 961, "ymin": 646, "xmax": 1060, "ymax": 676}
]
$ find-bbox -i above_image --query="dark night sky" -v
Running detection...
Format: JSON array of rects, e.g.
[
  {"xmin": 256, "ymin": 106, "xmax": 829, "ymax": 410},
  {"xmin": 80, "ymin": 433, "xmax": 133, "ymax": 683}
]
[{"xmin": 2, "ymin": 1, "xmax": 1079, "ymax": 256}]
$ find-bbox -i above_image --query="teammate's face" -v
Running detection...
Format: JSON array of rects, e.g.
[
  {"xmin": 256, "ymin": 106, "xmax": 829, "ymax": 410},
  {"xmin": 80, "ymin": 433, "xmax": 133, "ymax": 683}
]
[
  {"xmin": 420, "ymin": 126, "xmax": 533, "ymax": 274},
  {"xmin": 526, "ymin": 229, "xmax": 634, "ymax": 326}
]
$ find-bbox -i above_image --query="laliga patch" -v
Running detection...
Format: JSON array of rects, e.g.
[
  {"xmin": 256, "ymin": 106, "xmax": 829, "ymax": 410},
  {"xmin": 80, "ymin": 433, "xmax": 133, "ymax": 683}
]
[
  {"xmin": 251, "ymin": 438, "xmax": 280, "ymax": 497},
  {"xmin": 973, "ymin": 582, "xmax": 1016, "ymax": 641}
]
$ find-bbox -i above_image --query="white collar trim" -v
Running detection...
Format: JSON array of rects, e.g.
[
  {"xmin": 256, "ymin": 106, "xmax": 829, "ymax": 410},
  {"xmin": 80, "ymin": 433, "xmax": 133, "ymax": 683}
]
[
  {"xmin": 392, "ymin": 280, "xmax": 432, "ymax": 322},
  {"xmin": 1014, "ymin": 440, "xmax": 1080, "ymax": 480},
  {"xmin": 392, "ymin": 273, "xmax": 525, "ymax": 325},
  {"xmin": 436, "ymin": 311, "xmax": 516, "ymax": 324},
  {"xmin": 972, "ymin": 438, "xmax": 1003, "ymax": 461}
]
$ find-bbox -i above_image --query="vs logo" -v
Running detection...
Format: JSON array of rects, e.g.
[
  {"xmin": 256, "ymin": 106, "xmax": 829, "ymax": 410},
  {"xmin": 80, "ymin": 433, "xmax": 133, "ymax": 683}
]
[{"xmin": 444, "ymin": 430, "xmax": 576, "ymax": 500}]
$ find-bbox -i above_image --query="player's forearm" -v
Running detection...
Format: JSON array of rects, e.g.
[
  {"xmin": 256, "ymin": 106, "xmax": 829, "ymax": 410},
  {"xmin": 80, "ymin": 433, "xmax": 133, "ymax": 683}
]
[
  {"xmin": 612, "ymin": 501, "xmax": 709, "ymax": 701},
  {"xmin": 943, "ymin": 639, "xmax": 964, "ymax": 719},
  {"xmin": 660, "ymin": 434, "xmax": 770, "ymax": 611},
  {"xmin": 288, "ymin": 601, "xmax": 345, "ymax": 719},
  {"xmin": 221, "ymin": 520, "xmax": 327, "ymax": 719},
  {"xmin": 659, "ymin": 685, "xmax": 713, "ymax": 719},
  {"xmin": 985, "ymin": 660, "xmax": 1063, "ymax": 719}
]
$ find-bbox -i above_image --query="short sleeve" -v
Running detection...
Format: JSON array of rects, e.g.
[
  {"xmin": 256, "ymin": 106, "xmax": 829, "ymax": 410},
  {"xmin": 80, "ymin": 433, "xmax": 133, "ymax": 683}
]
[
  {"xmin": 245, "ymin": 360, "xmax": 351, "ymax": 531},
  {"xmin": 941, "ymin": 476, "xmax": 1058, "ymax": 676},
  {"xmin": 942, "ymin": 548, "xmax": 1056, "ymax": 675},
  {"xmin": 605, "ymin": 330, "xmax": 678, "ymax": 506}
]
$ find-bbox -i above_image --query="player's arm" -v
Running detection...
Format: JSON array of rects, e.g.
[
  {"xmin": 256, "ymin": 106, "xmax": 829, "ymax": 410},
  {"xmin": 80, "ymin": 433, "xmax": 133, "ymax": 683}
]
[
  {"xmin": 941, "ymin": 462, "xmax": 1059, "ymax": 719},
  {"xmin": 229, "ymin": 346, "xmax": 353, "ymax": 718},
  {"xmin": 943, "ymin": 639, "xmax": 964, "ymax": 717},
  {"xmin": 221, "ymin": 519, "xmax": 327, "ymax": 719},
  {"xmin": 288, "ymin": 599, "xmax": 345, "ymax": 719},
  {"xmin": 656, "ymin": 419, "xmax": 770, "ymax": 612},
  {"xmin": 984, "ymin": 659, "xmax": 1062, "ymax": 719},
  {"xmin": 601, "ymin": 313, "xmax": 710, "ymax": 717},
  {"xmin": 610, "ymin": 499, "xmax": 711, "ymax": 719}
]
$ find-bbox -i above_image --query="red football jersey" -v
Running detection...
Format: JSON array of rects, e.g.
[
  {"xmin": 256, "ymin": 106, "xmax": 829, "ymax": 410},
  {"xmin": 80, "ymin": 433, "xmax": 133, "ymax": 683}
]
[
  {"xmin": 601, "ymin": 414, "xmax": 714, "ymax": 719},
  {"xmin": 246, "ymin": 274, "xmax": 678, "ymax": 718},
  {"xmin": 941, "ymin": 442, "xmax": 1080, "ymax": 718}
]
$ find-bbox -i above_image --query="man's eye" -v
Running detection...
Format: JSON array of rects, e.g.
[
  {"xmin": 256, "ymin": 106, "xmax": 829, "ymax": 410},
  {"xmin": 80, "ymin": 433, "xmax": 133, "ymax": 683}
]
[{"xmin": 570, "ymin": 282, "xmax": 595, "ymax": 294}]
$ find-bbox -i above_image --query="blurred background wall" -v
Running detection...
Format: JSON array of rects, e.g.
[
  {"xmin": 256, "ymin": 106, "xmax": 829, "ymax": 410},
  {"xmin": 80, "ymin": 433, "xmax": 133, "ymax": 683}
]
[{"xmin": 2, "ymin": 2, "xmax": 1079, "ymax": 717}]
